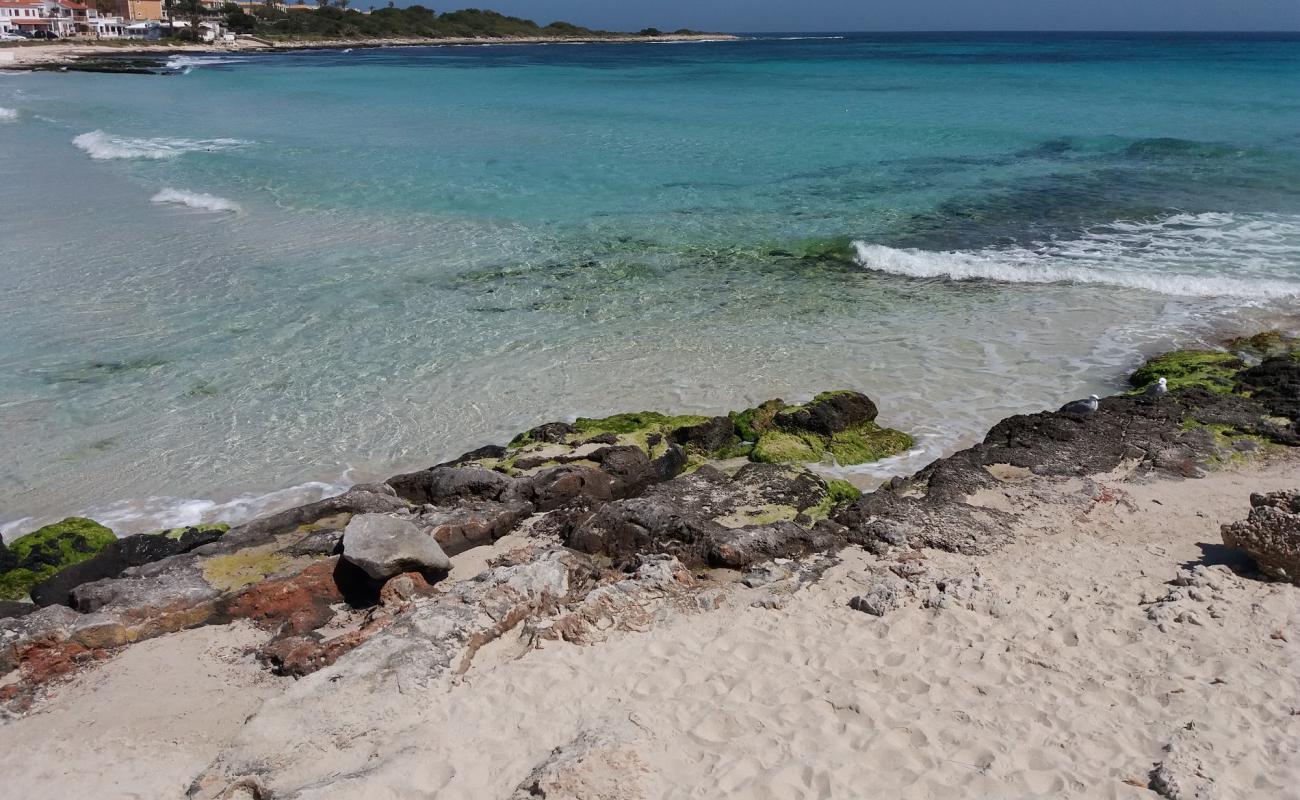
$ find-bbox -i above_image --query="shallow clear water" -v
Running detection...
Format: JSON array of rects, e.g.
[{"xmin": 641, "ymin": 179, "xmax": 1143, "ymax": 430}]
[{"xmin": 2, "ymin": 33, "xmax": 1299, "ymax": 536}]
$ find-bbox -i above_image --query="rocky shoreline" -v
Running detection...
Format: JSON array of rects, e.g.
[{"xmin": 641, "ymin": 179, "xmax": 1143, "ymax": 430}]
[
  {"xmin": 0, "ymin": 33, "xmax": 740, "ymax": 72},
  {"xmin": 1, "ymin": 332, "xmax": 1297, "ymax": 797}
]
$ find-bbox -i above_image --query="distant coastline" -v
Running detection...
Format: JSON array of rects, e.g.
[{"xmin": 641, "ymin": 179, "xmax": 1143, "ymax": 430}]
[{"xmin": 0, "ymin": 33, "xmax": 741, "ymax": 71}]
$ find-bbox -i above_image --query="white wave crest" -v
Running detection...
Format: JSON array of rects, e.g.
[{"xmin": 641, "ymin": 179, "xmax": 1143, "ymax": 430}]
[
  {"xmin": 164, "ymin": 54, "xmax": 251, "ymax": 70},
  {"xmin": 73, "ymin": 129, "xmax": 249, "ymax": 160},
  {"xmin": 151, "ymin": 188, "xmax": 241, "ymax": 213},
  {"xmin": 0, "ymin": 107, "xmax": 17, "ymax": 122},
  {"xmin": 854, "ymin": 212, "xmax": 1300, "ymax": 300},
  {"xmin": 1, "ymin": 472, "xmax": 356, "ymax": 541}
]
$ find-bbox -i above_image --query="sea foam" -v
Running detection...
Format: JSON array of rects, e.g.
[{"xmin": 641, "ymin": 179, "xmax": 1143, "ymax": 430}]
[
  {"xmin": 0, "ymin": 107, "xmax": 17, "ymax": 122},
  {"xmin": 854, "ymin": 212, "xmax": 1300, "ymax": 300},
  {"xmin": 73, "ymin": 130, "xmax": 248, "ymax": 160},
  {"xmin": 151, "ymin": 188, "xmax": 241, "ymax": 213}
]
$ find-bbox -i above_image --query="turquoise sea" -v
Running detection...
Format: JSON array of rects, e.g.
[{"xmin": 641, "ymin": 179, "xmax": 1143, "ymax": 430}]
[{"xmin": 2, "ymin": 33, "xmax": 1299, "ymax": 535}]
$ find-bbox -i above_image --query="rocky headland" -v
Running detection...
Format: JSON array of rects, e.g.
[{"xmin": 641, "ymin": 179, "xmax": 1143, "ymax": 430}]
[{"xmin": 0, "ymin": 332, "xmax": 1297, "ymax": 798}]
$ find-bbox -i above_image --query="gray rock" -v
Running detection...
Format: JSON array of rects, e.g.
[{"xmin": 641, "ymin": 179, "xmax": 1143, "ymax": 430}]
[
  {"xmin": 849, "ymin": 580, "xmax": 902, "ymax": 616},
  {"xmin": 342, "ymin": 514, "xmax": 450, "ymax": 581},
  {"xmin": 1221, "ymin": 491, "xmax": 1300, "ymax": 584}
]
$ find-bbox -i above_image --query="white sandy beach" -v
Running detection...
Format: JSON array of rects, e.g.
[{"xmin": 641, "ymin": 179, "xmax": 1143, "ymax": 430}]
[{"xmin": 1, "ymin": 454, "xmax": 1295, "ymax": 799}]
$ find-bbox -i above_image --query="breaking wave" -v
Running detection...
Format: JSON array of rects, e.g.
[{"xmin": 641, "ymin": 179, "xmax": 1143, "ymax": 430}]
[
  {"xmin": 73, "ymin": 129, "xmax": 249, "ymax": 160},
  {"xmin": 1, "ymin": 473, "xmax": 356, "ymax": 541},
  {"xmin": 0, "ymin": 107, "xmax": 17, "ymax": 122},
  {"xmin": 151, "ymin": 187, "xmax": 241, "ymax": 213},
  {"xmin": 854, "ymin": 212, "xmax": 1300, "ymax": 299}
]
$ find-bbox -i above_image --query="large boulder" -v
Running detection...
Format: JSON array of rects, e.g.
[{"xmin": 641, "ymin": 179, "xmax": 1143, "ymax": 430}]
[
  {"xmin": 341, "ymin": 514, "xmax": 450, "ymax": 581},
  {"xmin": 30, "ymin": 525, "xmax": 226, "ymax": 608},
  {"xmin": 0, "ymin": 518, "xmax": 116, "ymax": 601},
  {"xmin": 1221, "ymin": 491, "xmax": 1300, "ymax": 584},
  {"xmin": 731, "ymin": 392, "xmax": 913, "ymax": 467}
]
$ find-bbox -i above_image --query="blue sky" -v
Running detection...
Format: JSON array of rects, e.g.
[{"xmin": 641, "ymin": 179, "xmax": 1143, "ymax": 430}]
[{"xmin": 420, "ymin": 1, "xmax": 1300, "ymax": 33}]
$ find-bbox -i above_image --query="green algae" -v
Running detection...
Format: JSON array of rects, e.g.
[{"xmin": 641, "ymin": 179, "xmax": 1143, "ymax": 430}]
[
  {"xmin": 826, "ymin": 479, "xmax": 863, "ymax": 504},
  {"xmin": 570, "ymin": 411, "xmax": 710, "ymax": 438},
  {"xmin": 1179, "ymin": 419, "xmax": 1276, "ymax": 468},
  {"xmin": 0, "ymin": 517, "xmax": 116, "ymax": 601},
  {"xmin": 752, "ymin": 430, "xmax": 823, "ymax": 464},
  {"xmin": 752, "ymin": 423, "xmax": 913, "ymax": 466},
  {"xmin": 157, "ymin": 523, "xmax": 230, "ymax": 541},
  {"xmin": 201, "ymin": 548, "xmax": 292, "ymax": 593},
  {"xmin": 827, "ymin": 424, "xmax": 914, "ymax": 464},
  {"xmin": 731, "ymin": 399, "xmax": 785, "ymax": 442},
  {"xmin": 1129, "ymin": 349, "xmax": 1243, "ymax": 394},
  {"xmin": 714, "ymin": 503, "xmax": 799, "ymax": 529}
]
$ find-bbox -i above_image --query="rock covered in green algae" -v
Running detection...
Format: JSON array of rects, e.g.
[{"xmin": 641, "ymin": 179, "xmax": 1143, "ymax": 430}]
[
  {"xmin": 740, "ymin": 391, "xmax": 914, "ymax": 467},
  {"xmin": 0, "ymin": 518, "xmax": 116, "ymax": 601},
  {"xmin": 1129, "ymin": 349, "xmax": 1244, "ymax": 394},
  {"xmin": 454, "ymin": 391, "xmax": 913, "ymax": 477}
]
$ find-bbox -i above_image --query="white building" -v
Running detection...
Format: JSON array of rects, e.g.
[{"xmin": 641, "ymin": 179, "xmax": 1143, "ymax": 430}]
[{"xmin": 0, "ymin": 0, "xmax": 104, "ymax": 37}]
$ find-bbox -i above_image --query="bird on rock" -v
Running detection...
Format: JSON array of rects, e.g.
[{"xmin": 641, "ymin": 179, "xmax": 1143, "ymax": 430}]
[
  {"xmin": 1145, "ymin": 376, "xmax": 1168, "ymax": 397},
  {"xmin": 1059, "ymin": 394, "xmax": 1100, "ymax": 415}
]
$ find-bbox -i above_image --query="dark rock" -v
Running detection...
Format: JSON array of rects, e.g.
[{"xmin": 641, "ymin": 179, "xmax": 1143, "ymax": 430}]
[
  {"xmin": 283, "ymin": 529, "xmax": 344, "ymax": 558},
  {"xmin": 416, "ymin": 501, "xmax": 532, "ymax": 556},
  {"xmin": 520, "ymin": 422, "xmax": 574, "ymax": 445},
  {"xmin": 582, "ymin": 433, "xmax": 619, "ymax": 445},
  {"xmin": 387, "ymin": 466, "xmax": 530, "ymax": 506},
  {"xmin": 217, "ymin": 485, "xmax": 410, "ymax": 552},
  {"xmin": 30, "ymin": 527, "xmax": 224, "ymax": 608},
  {"xmin": 527, "ymin": 465, "xmax": 615, "ymax": 512},
  {"xmin": 1237, "ymin": 356, "xmax": 1300, "ymax": 424},
  {"xmin": 566, "ymin": 464, "xmax": 839, "ymax": 569},
  {"xmin": 435, "ymin": 444, "xmax": 508, "ymax": 468},
  {"xmin": 849, "ymin": 581, "xmax": 902, "ymax": 616},
  {"xmin": 0, "ymin": 600, "xmax": 37, "ymax": 619},
  {"xmin": 774, "ymin": 391, "xmax": 878, "ymax": 436},
  {"xmin": 670, "ymin": 416, "xmax": 739, "ymax": 453},
  {"xmin": 652, "ymin": 443, "xmax": 688, "ymax": 483}
]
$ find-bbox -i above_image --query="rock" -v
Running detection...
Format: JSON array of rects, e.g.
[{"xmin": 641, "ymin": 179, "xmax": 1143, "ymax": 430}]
[
  {"xmin": 1129, "ymin": 349, "xmax": 1243, "ymax": 394},
  {"xmin": 850, "ymin": 580, "xmax": 902, "ymax": 616},
  {"xmin": 282, "ymin": 528, "xmax": 344, "ymax": 558},
  {"xmin": 215, "ymin": 485, "xmax": 410, "ymax": 553},
  {"xmin": 510, "ymin": 726, "xmax": 646, "ymax": 800},
  {"xmin": 774, "ymin": 390, "xmax": 879, "ymax": 435},
  {"xmin": 387, "ymin": 465, "xmax": 529, "ymax": 506},
  {"xmin": 566, "ymin": 464, "xmax": 842, "ymax": 569},
  {"xmin": 1221, "ymin": 491, "xmax": 1300, "ymax": 583},
  {"xmin": 30, "ymin": 526, "xmax": 225, "ymax": 608},
  {"xmin": 379, "ymin": 571, "xmax": 437, "ymax": 607},
  {"xmin": 516, "ymin": 421, "xmax": 575, "ymax": 445},
  {"xmin": 415, "ymin": 501, "xmax": 532, "ymax": 556},
  {"xmin": 217, "ymin": 559, "xmax": 344, "ymax": 637},
  {"xmin": 0, "ymin": 518, "xmax": 116, "ymax": 602},
  {"xmin": 670, "ymin": 415, "xmax": 740, "ymax": 454},
  {"xmin": 528, "ymin": 465, "xmax": 615, "ymax": 512},
  {"xmin": 341, "ymin": 514, "xmax": 451, "ymax": 581},
  {"xmin": 0, "ymin": 601, "xmax": 37, "ymax": 619},
  {"xmin": 741, "ymin": 563, "xmax": 793, "ymax": 588}
]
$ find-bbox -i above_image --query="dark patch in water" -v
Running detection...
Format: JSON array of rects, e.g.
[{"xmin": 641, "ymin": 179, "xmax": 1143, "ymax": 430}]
[
  {"xmin": 1016, "ymin": 137, "xmax": 1074, "ymax": 158},
  {"xmin": 42, "ymin": 357, "xmax": 169, "ymax": 386},
  {"xmin": 1125, "ymin": 137, "xmax": 1245, "ymax": 160}
]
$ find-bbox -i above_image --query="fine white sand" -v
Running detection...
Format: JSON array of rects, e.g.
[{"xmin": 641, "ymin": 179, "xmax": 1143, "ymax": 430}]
[
  {"xmin": 0, "ymin": 458, "xmax": 1296, "ymax": 798},
  {"xmin": 0, "ymin": 622, "xmax": 276, "ymax": 799}
]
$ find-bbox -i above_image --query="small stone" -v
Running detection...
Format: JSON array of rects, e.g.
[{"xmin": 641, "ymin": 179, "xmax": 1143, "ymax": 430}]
[{"xmin": 849, "ymin": 582, "xmax": 901, "ymax": 617}]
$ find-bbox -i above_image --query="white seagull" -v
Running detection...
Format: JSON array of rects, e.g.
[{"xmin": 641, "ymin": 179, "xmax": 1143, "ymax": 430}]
[
  {"xmin": 1145, "ymin": 376, "xmax": 1168, "ymax": 397},
  {"xmin": 1059, "ymin": 394, "xmax": 1100, "ymax": 415}
]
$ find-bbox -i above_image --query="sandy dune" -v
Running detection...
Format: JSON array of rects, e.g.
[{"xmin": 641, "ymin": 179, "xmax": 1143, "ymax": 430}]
[{"xmin": 0, "ymin": 457, "xmax": 1296, "ymax": 799}]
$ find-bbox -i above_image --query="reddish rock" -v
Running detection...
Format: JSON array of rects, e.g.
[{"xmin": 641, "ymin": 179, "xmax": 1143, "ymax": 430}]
[
  {"xmin": 379, "ymin": 572, "xmax": 437, "ymax": 608},
  {"xmin": 257, "ymin": 619, "xmax": 393, "ymax": 678},
  {"xmin": 219, "ymin": 559, "xmax": 343, "ymax": 636}
]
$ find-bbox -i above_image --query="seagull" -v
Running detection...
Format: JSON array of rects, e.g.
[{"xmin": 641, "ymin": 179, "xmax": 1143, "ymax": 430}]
[
  {"xmin": 1145, "ymin": 377, "xmax": 1168, "ymax": 397},
  {"xmin": 1059, "ymin": 394, "xmax": 1100, "ymax": 415}
]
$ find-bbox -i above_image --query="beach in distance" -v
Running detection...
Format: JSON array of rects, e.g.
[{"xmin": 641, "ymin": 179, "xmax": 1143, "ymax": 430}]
[{"xmin": 0, "ymin": 26, "xmax": 1298, "ymax": 799}]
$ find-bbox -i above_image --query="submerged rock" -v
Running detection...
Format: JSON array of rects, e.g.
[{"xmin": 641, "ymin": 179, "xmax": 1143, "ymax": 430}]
[
  {"xmin": 1221, "ymin": 491, "xmax": 1300, "ymax": 584},
  {"xmin": 342, "ymin": 514, "xmax": 451, "ymax": 581}
]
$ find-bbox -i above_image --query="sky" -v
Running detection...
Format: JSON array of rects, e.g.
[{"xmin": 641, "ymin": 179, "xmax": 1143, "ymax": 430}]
[{"xmin": 423, "ymin": 1, "xmax": 1300, "ymax": 33}]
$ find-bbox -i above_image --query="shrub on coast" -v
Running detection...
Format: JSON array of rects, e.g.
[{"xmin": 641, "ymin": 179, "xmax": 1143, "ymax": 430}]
[{"xmin": 0, "ymin": 517, "xmax": 115, "ymax": 601}]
